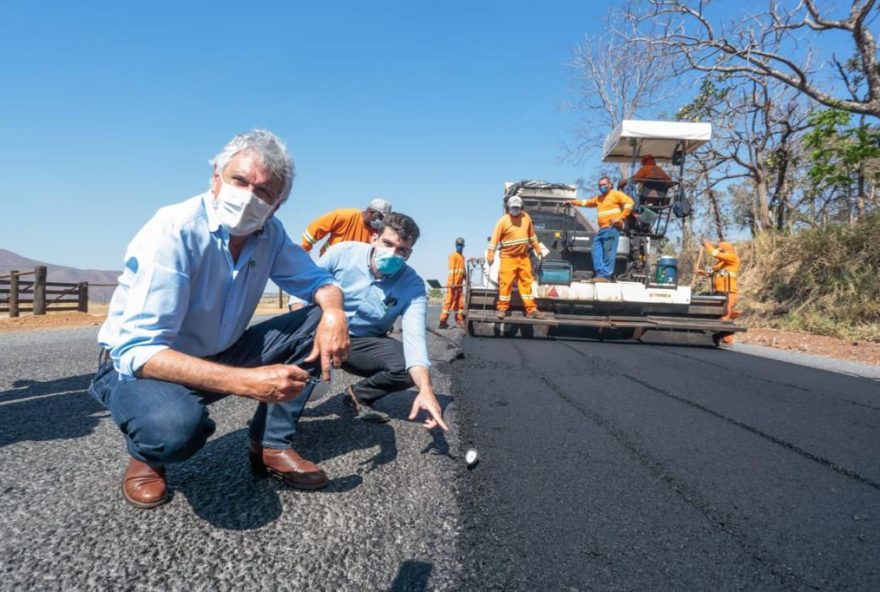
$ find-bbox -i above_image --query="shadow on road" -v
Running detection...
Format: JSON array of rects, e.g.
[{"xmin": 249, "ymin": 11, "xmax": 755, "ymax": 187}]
[
  {"xmin": 170, "ymin": 413, "xmax": 406, "ymax": 530},
  {"xmin": 388, "ymin": 559, "xmax": 433, "ymax": 591},
  {"xmin": 299, "ymin": 402, "xmax": 400, "ymax": 471},
  {"xmin": 0, "ymin": 374, "xmax": 105, "ymax": 448}
]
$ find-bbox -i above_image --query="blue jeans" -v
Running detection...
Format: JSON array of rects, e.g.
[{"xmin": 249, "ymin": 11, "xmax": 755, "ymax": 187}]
[
  {"xmin": 88, "ymin": 306, "xmax": 322, "ymax": 465},
  {"xmin": 592, "ymin": 226, "xmax": 620, "ymax": 279}
]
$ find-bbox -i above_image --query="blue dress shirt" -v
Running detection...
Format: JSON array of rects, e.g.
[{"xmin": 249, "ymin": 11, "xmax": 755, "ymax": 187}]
[
  {"xmin": 98, "ymin": 193, "xmax": 336, "ymax": 379},
  {"xmin": 318, "ymin": 242, "xmax": 430, "ymax": 370}
]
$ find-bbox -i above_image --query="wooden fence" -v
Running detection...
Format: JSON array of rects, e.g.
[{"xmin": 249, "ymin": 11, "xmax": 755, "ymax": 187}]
[{"xmin": 0, "ymin": 266, "xmax": 95, "ymax": 317}]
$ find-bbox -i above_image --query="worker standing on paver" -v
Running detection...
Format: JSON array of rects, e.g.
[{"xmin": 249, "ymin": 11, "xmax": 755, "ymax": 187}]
[
  {"xmin": 568, "ymin": 176, "xmax": 634, "ymax": 282},
  {"xmin": 438, "ymin": 237, "xmax": 466, "ymax": 329},
  {"xmin": 487, "ymin": 196, "xmax": 546, "ymax": 320},
  {"xmin": 301, "ymin": 198, "xmax": 392, "ymax": 255},
  {"xmin": 701, "ymin": 239, "xmax": 741, "ymax": 344}
]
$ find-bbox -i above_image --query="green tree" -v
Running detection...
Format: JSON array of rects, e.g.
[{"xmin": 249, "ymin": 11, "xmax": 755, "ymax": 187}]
[{"xmin": 803, "ymin": 109, "xmax": 880, "ymax": 222}]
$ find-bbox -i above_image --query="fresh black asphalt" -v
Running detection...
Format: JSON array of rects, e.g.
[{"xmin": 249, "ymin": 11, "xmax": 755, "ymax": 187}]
[
  {"xmin": 1, "ymin": 317, "xmax": 878, "ymax": 590},
  {"xmin": 453, "ymin": 335, "xmax": 880, "ymax": 591}
]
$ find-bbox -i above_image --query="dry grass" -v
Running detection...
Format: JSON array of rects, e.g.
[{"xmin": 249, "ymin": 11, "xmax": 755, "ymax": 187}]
[{"xmin": 737, "ymin": 212, "xmax": 880, "ymax": 342}]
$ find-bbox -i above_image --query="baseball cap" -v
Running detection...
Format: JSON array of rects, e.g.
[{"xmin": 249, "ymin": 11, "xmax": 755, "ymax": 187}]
[
  {"xmin": 368, "ymin": 198, "xmax": 392, "ymax": 215},
  {"xmin": 455, "ymin": 237, "xmax": 465, "ymax": 246},
  {"xmin": 508, "ymin": 196, "xmax": 523, "ymax": 208}
]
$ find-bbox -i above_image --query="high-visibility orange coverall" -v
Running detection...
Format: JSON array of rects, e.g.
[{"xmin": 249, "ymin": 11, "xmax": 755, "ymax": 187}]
[
  {"xmin": 569, "ymin": 189, "xmax": 635, "ymax": 229},
  {"xmin": 633, "ymin": 155, "xmax": 672, "ymax": 183},
  {"xmin": 440, "ymin": 251, "xmax": 466, "ymax": 325},
  {"xmin": 487, "ymin": 212, "xmax": 541, "ymax": 313},
  {"xmin": 301, "ymin": 208, "xmax": 373, "ymax": 255},
  {"xmin": 704, "ymin": 240, "xmax": 740, "ymax": 344}
]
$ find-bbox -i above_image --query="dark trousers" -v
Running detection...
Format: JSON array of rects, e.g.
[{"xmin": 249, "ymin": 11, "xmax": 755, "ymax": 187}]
[
  {"xmin": 343, "ymin": 336, "xmax": 415, "ymax": 403},
  {"xmin": 88, "ymin": 307, "xmax": 322, "ymax": 465}
]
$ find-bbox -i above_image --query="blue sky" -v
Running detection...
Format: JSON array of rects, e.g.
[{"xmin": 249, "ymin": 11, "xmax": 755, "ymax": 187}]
[
  {"xmin": 0, "ymin": 1, "xmax": 859, "ymax": 283},
  {"xmin": 0, "ymin": 1, "xmax": 614, "ymax": 283}
]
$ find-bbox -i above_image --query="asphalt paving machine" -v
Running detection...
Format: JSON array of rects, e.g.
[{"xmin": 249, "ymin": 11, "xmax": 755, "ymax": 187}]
[{"xmin": 463, "ymin": 120, "xmax": 745, "ymax": 346}]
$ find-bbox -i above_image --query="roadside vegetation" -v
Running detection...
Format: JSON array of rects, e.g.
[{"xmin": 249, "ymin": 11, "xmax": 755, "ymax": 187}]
[
  {"xmin": 739, "ymin": 212, "xmax": 880, "ymax": 341},
  {"xmin": 566, "ymin": 0, "xmax": 880, "ymax": 341}
]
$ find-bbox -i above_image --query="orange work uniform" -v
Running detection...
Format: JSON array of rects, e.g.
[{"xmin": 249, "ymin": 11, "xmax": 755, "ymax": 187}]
[
  {"xmin": 569, "ymin": 189, "xmax": 635, "ymax": 229},
  {"xmin": 705, "ymin": 241, "xmax": 740, "ymax": 344},
  {"xmin": 633, "ymin": 156, "xmax": 672, "ymax": 183},
  {"xmin": 301, "ymin": 208, "xmax": 373, "ymax": 255},
  {"xmin": 487, "ymin": 213, "xmax": 541, "ymax": 313},
  {"xmin": 440, "ymin": 251, "xmax": 466, "ymax": 325}
]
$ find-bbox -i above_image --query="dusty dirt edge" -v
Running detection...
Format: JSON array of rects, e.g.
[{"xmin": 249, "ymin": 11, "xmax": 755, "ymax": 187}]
[{"xmin": 2, "ymin": 311, "xmax": 878, "ymax": 367}]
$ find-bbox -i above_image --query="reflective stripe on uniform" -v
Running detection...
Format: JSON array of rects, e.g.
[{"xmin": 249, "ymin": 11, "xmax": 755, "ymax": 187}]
[
  {"xmin": 499, "ymin": 238, "xmax": 532, "ymax": 246},
  {"xmin": 498, "ymin": 295, "xmax": 511, "ymax": 302},
  {"xmin": 302, "ymin": 230, "xmax": 317, "ymax": 245}
]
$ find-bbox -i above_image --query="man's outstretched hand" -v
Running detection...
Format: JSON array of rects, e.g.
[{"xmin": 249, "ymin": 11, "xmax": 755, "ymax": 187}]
[{"xmin": 409, "ymin": 389, "xmax": 449, "ymax": 432}]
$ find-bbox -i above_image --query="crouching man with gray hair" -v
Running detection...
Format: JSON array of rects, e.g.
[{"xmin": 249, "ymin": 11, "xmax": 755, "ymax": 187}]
[{"xmin": 89, "ymin": 130, "xmax": 350, "ymax": 508}]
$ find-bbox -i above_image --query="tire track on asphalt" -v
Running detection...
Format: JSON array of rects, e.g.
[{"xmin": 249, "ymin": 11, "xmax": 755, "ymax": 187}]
[
  {"xmin": 653, "ymin": 347, "xmax": 880, "ymax": 412},
  {"xmin": 507, "ymin": 339, "xmax": 817, "ymax": 591},
  {"xmin": 561, "ymin": 340, "xmax": 880, "ymax": 492}
]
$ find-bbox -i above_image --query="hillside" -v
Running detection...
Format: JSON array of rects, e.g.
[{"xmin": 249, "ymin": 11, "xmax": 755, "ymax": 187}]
[{"xmin": 0, "ymin": 249, "xmax": 120, "ymax": 302}]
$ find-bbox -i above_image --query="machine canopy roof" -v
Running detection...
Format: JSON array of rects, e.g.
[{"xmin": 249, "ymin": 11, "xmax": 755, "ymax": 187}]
[{"xmin": 602, "ymin": 120, "xmax": 712, "ymax": 163}]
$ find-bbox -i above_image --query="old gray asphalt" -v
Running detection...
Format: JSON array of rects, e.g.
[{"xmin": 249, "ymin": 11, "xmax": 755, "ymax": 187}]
[
  {"xmin": 0, "ymin": 319, "xmax": 464, "ymax": 591},
  {"xmin": 2, "ymin": 318, "xmax": 879, "ymax": 590}
]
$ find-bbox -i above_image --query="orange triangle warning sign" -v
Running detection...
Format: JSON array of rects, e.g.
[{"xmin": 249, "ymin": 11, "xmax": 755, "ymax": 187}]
[{"xmin": 547, "ymin": 287, "xmax": 559, "ymax": 298}]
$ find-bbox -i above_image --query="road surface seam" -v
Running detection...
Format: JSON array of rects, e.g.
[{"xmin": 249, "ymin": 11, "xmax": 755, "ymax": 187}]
[
  {"xmin": 554, "ymin": 340, "xmax": 880, "ymax": 492},
  {"xmin": 507, "ymin": 340, "xmax": 811, "ymax": 591},
  {"xmin": 653, "ymin": 347, "xmax": 880, "ymax": 412},
  {"xmin": 619, "ymin": 373, "xmax": 880, "ymax": 493}
]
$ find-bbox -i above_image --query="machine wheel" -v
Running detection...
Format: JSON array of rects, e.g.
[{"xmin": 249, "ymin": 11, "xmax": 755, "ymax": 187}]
[{"xmin": 711, "ymin": 332, "xmax": 723, "ymax": 347}]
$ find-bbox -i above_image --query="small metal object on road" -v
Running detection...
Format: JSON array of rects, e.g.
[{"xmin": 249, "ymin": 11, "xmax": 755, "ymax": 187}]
[{"xmin": 464, "ymin": 448, "xmax": 479, "ymax": 469}]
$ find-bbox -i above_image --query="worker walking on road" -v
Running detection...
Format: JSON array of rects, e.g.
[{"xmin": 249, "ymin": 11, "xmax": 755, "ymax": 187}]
[
  {"xmin": 487, "ymin": 196, "xmax": 546, "ymax": 320},
  {"xmin": 439, "ymin": 237, "xmax": 466, "ymax": 329},
  {"xmin": 568, "ymin": 176, "xmax": 634, "ymax": 282},
  {"xmin": 701, "ymin": 239, "xmax": 741, "ymax": 344},
  {"xmin": 301, "ymin": 198, "xmax": 392, "ymax": 255}
]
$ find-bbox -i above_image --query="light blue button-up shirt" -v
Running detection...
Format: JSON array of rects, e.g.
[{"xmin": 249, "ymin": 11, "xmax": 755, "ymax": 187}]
[
  {"xmin": 317, "ymin": 242, "xmax": 430, "ymax": 370},
  {"xmin": 98, "ymin": 193, "xmax": 336, "ymax": 379}
]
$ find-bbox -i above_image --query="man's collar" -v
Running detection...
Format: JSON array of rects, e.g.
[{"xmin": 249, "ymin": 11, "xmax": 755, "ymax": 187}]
[{"xmin": 203, "ymin": 192, "xmax": 222, "ymax": 233}]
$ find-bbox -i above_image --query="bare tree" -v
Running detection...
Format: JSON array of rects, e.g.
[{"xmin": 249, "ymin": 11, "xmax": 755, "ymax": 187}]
[
  {"xmin": 678, "ymin": 74, "xmax": 810, "ymax": 234},
  {"xmin": 629, "ymin": 0, "xmax": 880, "ymax": 117},
  {"xmin": 564, "ymin": 12, "xmax": 675, "ymax": 165}
]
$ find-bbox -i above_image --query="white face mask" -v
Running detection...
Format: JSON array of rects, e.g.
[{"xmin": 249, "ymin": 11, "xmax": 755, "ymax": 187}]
[{"xmin": 214, "ymin": 181, "xmax": 274, "ymax": 236}]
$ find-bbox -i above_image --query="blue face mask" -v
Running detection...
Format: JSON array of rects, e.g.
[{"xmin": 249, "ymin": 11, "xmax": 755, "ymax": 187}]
[
  {"xmin": 456, "ymin": 245, "xmax": 464, "ymax": 253},
  {"xmin": 599, "ymin": 185, "xmax": 611, "ymax": 195},
  {"xmin": 375, "ymin": 247, "xmax": 406, "ymax": 276}
]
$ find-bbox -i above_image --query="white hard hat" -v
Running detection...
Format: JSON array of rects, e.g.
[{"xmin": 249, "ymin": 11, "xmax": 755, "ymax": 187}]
[
  {"xmin": 508, "ymin": 196, "xmax": 523, "ymax": 208},
  {"xmin": 368, "ymin": 198, "xmax": 392, "ymax": 215}
]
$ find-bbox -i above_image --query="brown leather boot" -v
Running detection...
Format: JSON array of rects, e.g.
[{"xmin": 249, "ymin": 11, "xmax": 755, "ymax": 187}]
[
  {"xmin": 122, "ymin": 458, "xmax": 168, "ymax": 509},
  {"xmin": 249, "ymin": 441, "xmax": 328, "ymax": 490}
]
